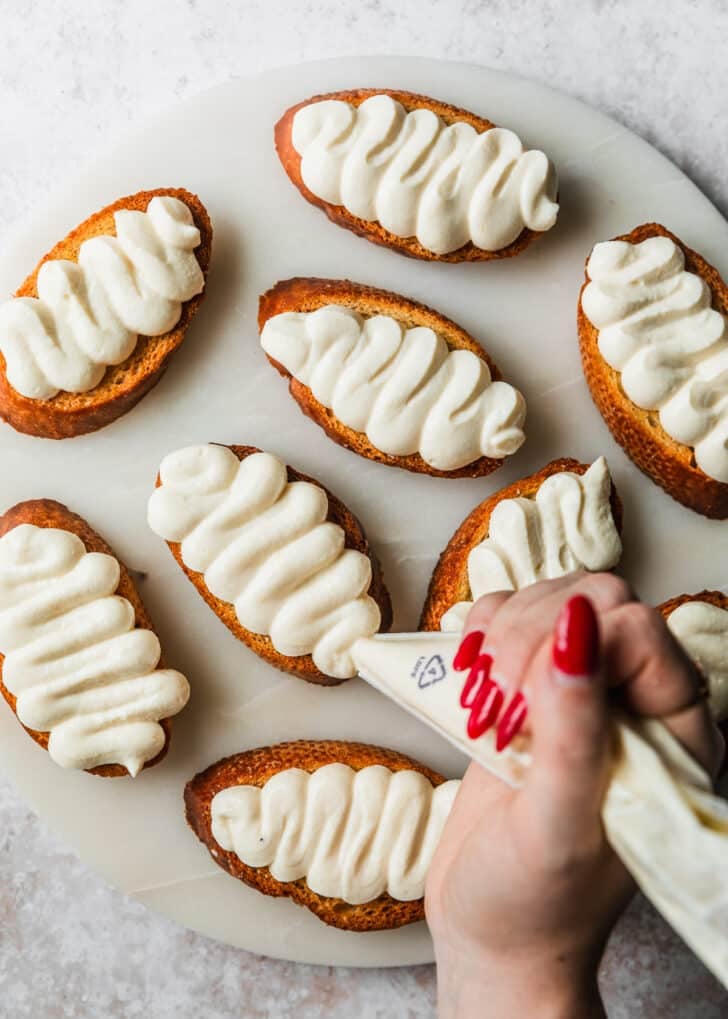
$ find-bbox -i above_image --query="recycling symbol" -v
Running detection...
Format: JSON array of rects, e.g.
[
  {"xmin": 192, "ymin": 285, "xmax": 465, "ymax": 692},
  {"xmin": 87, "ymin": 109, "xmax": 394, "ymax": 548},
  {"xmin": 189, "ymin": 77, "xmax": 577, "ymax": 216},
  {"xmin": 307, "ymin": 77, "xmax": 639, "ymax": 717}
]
[{"xmin": 415, "ymin": 654, "xmax": 447, "ymax": 689}]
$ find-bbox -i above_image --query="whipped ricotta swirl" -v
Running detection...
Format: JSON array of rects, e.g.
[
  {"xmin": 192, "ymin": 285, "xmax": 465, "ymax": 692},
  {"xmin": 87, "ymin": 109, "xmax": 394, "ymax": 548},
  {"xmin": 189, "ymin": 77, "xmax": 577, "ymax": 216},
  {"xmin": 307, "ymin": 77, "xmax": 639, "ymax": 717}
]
[
  {"xmin": 440, "ymin": 458, "xmax": 621, "ymax": 630},
  {"xmin": 582, "ymin": 237, "xmax": 728, "ymax": 483},
  {"xmin": 261, "ymin": 304, "xmax": 526, "ymax": 470},
  {"xmin": 291, "ymin": 94, "xmax": 559, "ymax": 254},
  {"xmin": 666, "ymin": 601, "xmax": 728, "ymax": 721},
  {"xmin": 211, "ymin": 763, "xmax": 460, "ymax": 903},
  {"xmin": 0, "ymin": 196, "xmax": 205, "ymax": 400},
  {"xmin": 147, "ymin": 444, "xmax": 382, "ymax": 678},
  {"xmin": 0, "ymin": 524, "xmax": 190, "ymax": 775}
]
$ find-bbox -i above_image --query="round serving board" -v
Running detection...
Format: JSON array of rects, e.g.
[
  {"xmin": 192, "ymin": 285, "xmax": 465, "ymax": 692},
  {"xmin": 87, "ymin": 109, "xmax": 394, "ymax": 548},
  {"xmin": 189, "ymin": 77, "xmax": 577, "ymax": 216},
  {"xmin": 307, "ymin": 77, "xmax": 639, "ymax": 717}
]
[{"xmin": 1, "ymin": 56, "xmax": 726, "ymax": 968}]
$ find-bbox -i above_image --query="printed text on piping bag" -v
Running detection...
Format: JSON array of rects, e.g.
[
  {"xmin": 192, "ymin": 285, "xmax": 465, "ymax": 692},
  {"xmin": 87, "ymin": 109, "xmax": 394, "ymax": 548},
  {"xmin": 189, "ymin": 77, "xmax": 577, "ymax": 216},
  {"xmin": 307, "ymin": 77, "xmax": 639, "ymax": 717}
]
[{"xmin": 352, "ymin": 631, "xmax": 728, "ymax": 988}]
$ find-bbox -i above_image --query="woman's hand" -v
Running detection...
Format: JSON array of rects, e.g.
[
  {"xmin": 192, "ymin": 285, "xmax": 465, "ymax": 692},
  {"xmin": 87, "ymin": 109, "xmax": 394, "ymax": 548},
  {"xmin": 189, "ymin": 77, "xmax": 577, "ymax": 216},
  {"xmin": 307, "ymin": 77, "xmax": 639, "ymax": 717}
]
[{"xmin": 426, "ymin": 572, "xmax": 724, "ymax": 1019}]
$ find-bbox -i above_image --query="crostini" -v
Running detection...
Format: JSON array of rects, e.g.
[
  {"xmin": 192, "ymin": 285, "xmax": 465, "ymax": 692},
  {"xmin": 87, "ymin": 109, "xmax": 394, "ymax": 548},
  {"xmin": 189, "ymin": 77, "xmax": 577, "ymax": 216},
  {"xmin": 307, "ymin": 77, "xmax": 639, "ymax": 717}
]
[
  {"xmin": 0, "ymin": 188, "xmax": 212, "ymax": 438},
  {"xmin": 0, "ymin": 499, "xmax": 189, "ymax": 776},
  {"xmin": 259, "ymin": 277, "xmax": 526, "ymax": 477},
  {"xmin": 420, "ymin": 457, "xmax": 622, "ymax": 631},
  {"xmin": 579, "ymin": 224, "xmax": 728, "ymax": 518},
  {"xmin": 184, "ymin": 739, "xmax": 459, "ymax": 931},
  {"xmin": 147, "ymin": 443, "xmax": 392, "ymax": 685},
  {"xmin": 275, "ymin": 89, "xmax": 558, "ymax": 262}
]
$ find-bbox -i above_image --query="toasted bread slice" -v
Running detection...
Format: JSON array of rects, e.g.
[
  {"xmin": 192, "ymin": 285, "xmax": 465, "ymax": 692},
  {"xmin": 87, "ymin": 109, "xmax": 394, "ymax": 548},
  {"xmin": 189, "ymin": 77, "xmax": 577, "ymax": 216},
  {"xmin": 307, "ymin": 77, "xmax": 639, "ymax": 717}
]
[
  {"xmin": 658, "ymin": 588, "xmax": 728, "ymax": 736},
  {"xmin": 184, "ymin": 739, "xmax": 448, "ymax": 931},
  {"xmin": 0, "ymin": 188, "xmax": 212, "ymax": 439},
  {"xmin": 420, "ymin": 458, "xmax": 623, "ymax": 631},
  {"xmin": 578, "ymin": 224, "xmax": 728, "ymax": 518},
  {"xmin": 258, "ymin": 276, "xmax": 523, "ymax": 478},
  {"xmin": 275, "ymin": 88, "xmax": 554, "ymax": 263},
  {"xmin": 155, "ymin": 445, "xmax": 392, "ymax": 686},
  {"xmin": 0, "ymin": 499, "xmax": 179, "ymax": 777},
  {"xmin": 658, "ymin": 588, "xmax": 728, "ymax": 619}
]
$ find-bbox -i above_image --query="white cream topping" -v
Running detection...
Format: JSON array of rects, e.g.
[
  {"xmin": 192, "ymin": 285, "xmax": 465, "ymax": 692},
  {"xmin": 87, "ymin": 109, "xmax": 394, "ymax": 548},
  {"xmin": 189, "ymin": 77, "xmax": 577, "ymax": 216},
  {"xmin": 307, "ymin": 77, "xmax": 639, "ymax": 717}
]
[
  {"xmin": 147, "ymin": 444, "xmax": 382, "ymax": 679},
  {"xmin": 440, "ymin": 458, "xmax": 621, "ymax": 630},
  {"xmin": 0, "ymin": 524, "xmax": 190, "ymax": 775},
  {"xmin": 211, "ymin": 763, "xmax": 459, "ymax": 904},
  {"xmin": 666, "ymin": 601, "xmax": 728, "ymax": 721},
  {"xmin": 0, "ymin": 196, "xmax": 205, "ymax": 400},
  {"xmin": 261, "ymin": 305, "xmax": 526, "ymax": 471},
  {"xmin": 582, "ymin": 236, "xmax": 728, "ymax": 483},
  {"xmin": 291, "ymin": 94, "xmax": 558, "ymax": 255}
]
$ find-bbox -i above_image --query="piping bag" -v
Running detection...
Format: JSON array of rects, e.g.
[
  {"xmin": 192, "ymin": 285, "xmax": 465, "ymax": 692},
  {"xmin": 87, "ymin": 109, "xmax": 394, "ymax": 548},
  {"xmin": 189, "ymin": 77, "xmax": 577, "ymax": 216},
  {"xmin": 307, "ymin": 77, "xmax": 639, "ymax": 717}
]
[{"xmin": 351, "ymin": 631, "xmax": 728, "ymax": 987}]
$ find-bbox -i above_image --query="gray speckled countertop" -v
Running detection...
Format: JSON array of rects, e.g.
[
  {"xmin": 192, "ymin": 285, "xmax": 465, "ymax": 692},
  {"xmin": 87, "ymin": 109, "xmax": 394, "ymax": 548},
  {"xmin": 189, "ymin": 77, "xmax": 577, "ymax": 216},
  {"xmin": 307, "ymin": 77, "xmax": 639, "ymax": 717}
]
[{"xmin": 1, "ymin": 2, "xmax": 728, "ymax": 1016}]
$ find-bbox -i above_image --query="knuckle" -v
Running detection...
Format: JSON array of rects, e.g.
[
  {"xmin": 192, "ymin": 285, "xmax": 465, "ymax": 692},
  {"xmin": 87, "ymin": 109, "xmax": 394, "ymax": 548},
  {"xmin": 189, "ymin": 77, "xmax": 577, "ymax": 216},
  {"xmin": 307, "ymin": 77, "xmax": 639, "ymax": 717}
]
[
  {"xmin": 485, "ymin": 619, "xmax": 538, "ymax": 682},
  {"xmin": 489, "ymin": 619, "xmax": 521, "ymax": 651},
  {"xmin": 532, "ymin": 575, "xmax": 583, "ymax": 604},
  {"xmin": 626, "ymin": 601, "xmax": 665, "ymax": 642},
  {"xmin": 468, "ymin": 590, "xmax": 511, "ymax": 624},
  {"xmin": 582, "ymin": 572, "xmax": 632, "ymax": 608}
]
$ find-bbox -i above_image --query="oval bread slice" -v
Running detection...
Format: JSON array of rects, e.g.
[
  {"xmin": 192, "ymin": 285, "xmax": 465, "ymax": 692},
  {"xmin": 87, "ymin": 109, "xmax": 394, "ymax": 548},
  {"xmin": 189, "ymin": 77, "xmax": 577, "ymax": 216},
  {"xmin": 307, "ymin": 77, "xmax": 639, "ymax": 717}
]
[
  {"xmin": 0, "ymin": 499, "xmax": 181, "ymax": 777},
  {"xmin": 152, "ymin": 444, "xmax": 392, "ymax": 686},
  {"xmin": 420, "ymin": 458, "xmax": 623, "ymax": 631},
  {"xmin": 258, "ymin": 276, "xmax": 524, "ymax": 478},
  {"xmin": 184, "ymin": 739, "xmax": 449, "ymax": 931},
  {"xmin": 578, "ymin": 223, "xmax": 728, "ymax": 519},
  {"xmin": 275, "ymin": 88, "xmax": 554, "ymax": 263},
  {"xmin": 658, "ymin": 588, "xmax": 728, "ymax": 737},
  {"xmin": 658, "ymin": 588, "xmax": 728, "ymax": 620},
  {"xmin": 0, "ymin": 188, "xmax": 212, "ymax": 439}
]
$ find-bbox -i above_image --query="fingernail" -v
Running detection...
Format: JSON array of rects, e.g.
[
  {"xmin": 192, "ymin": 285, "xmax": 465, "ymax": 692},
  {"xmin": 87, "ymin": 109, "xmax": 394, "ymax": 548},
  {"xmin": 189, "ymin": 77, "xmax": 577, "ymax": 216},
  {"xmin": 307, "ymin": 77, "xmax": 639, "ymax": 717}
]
[
  {"xmin": 453, "ymin": 630, "xmax": 484, "ymax": 672},
  {"xmin": 467, "ymin": 677, "xmax": 504, "ymax": 739},
  {"xmin": 552, "ymin": 595, "xmax": 599, "ymax": 682},
  {"xmin": 495, "ymin": 692, "xmax": 528, "ymax": 752},
  {"xmin": 460, "ymin": 653, "xmax": 492, "ymax": 708}
]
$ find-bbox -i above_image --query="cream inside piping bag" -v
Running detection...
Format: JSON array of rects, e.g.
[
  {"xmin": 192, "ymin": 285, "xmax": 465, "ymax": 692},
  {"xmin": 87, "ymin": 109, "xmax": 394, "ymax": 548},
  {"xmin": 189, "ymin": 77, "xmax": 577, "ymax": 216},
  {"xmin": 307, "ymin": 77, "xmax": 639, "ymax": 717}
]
[{"xmin": 352, "ymin": 632, "xmax": 728, "ymax": 987}]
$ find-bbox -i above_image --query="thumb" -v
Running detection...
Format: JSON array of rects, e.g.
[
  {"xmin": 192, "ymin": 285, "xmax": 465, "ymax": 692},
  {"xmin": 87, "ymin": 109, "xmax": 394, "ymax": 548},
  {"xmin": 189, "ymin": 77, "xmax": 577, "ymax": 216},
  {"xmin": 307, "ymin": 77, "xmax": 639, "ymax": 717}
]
[{"xmin": 522, "ymin": 595, "xmax": 612, "ymax": 841}]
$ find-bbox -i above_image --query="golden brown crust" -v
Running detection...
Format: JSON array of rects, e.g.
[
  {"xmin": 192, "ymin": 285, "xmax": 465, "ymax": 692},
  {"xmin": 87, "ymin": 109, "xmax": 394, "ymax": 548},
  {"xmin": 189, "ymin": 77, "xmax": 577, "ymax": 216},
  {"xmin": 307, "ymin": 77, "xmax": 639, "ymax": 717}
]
[
  {"xmin": 184, "ymin": 739, "xmax": 446, "ymax": 931},
  {"xmin": 274, "ymin": 88, "xmax": 545, "ymax": 263},
  {"xmin": 657, "ymin": 589, "xmax": 728, "ymax": 741},
  {"xmin": 578, "ymin": 223, "xmax": 728, "ymax": 518},
  {"xmin": 0, "ymin": 499, "xmax": 174, "ymax": 777},
  {"xmin": 157, "ymin": 444, "xmax": 392, "ymax": 685},
  {"xmin": 0, "ymin": 188, "xmax": 213, "ymax": 439},
  {"xmin": 657, "ymin": 588, "xmax": 728, "ymax": 620},
  {"xmin": 419, "ymin": 458, "xmax": 623, "ymax": 631},
  {"xmin": 258, "ymin": 276, "xmax": 513, "ymax": 478}
]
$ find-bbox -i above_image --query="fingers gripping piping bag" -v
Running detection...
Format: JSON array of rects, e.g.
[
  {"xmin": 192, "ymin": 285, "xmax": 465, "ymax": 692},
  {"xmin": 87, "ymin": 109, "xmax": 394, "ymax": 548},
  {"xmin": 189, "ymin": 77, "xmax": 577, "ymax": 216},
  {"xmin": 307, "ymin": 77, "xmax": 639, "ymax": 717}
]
[{"xmin": 351, "ymin": 632, "xmax": 728, "ymax": 986}]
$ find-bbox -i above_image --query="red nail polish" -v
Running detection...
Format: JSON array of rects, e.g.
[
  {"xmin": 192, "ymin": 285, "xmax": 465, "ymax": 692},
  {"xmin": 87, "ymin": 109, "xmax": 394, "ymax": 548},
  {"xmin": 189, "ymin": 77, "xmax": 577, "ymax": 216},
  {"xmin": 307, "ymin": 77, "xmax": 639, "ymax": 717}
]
[
  {"xmin": 467, "ymin": 678, "xmax": 504, "ymax": 739},
  {"xmin": 495, "ymin": 692, "xmax": 528, "ymax": 752},
  {"xmin": 453, "ymin": 630, "xmax": 484, "ymax": 672},
  {"xmin": 460, "ymin": 653, "xmax": 492, "ymax": 708},
  {"xmin": 552, "ymin": 595, "xmax": 599, "ymax": 676}
]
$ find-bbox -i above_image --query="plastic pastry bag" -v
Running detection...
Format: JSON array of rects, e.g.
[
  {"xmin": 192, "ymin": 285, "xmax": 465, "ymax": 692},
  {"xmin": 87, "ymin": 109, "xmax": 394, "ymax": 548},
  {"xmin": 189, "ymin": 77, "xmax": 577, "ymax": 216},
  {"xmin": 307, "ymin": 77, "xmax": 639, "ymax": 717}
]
[{"xmin": 352, "ymin": 632, "xmax": 728, "ymax": 987}]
